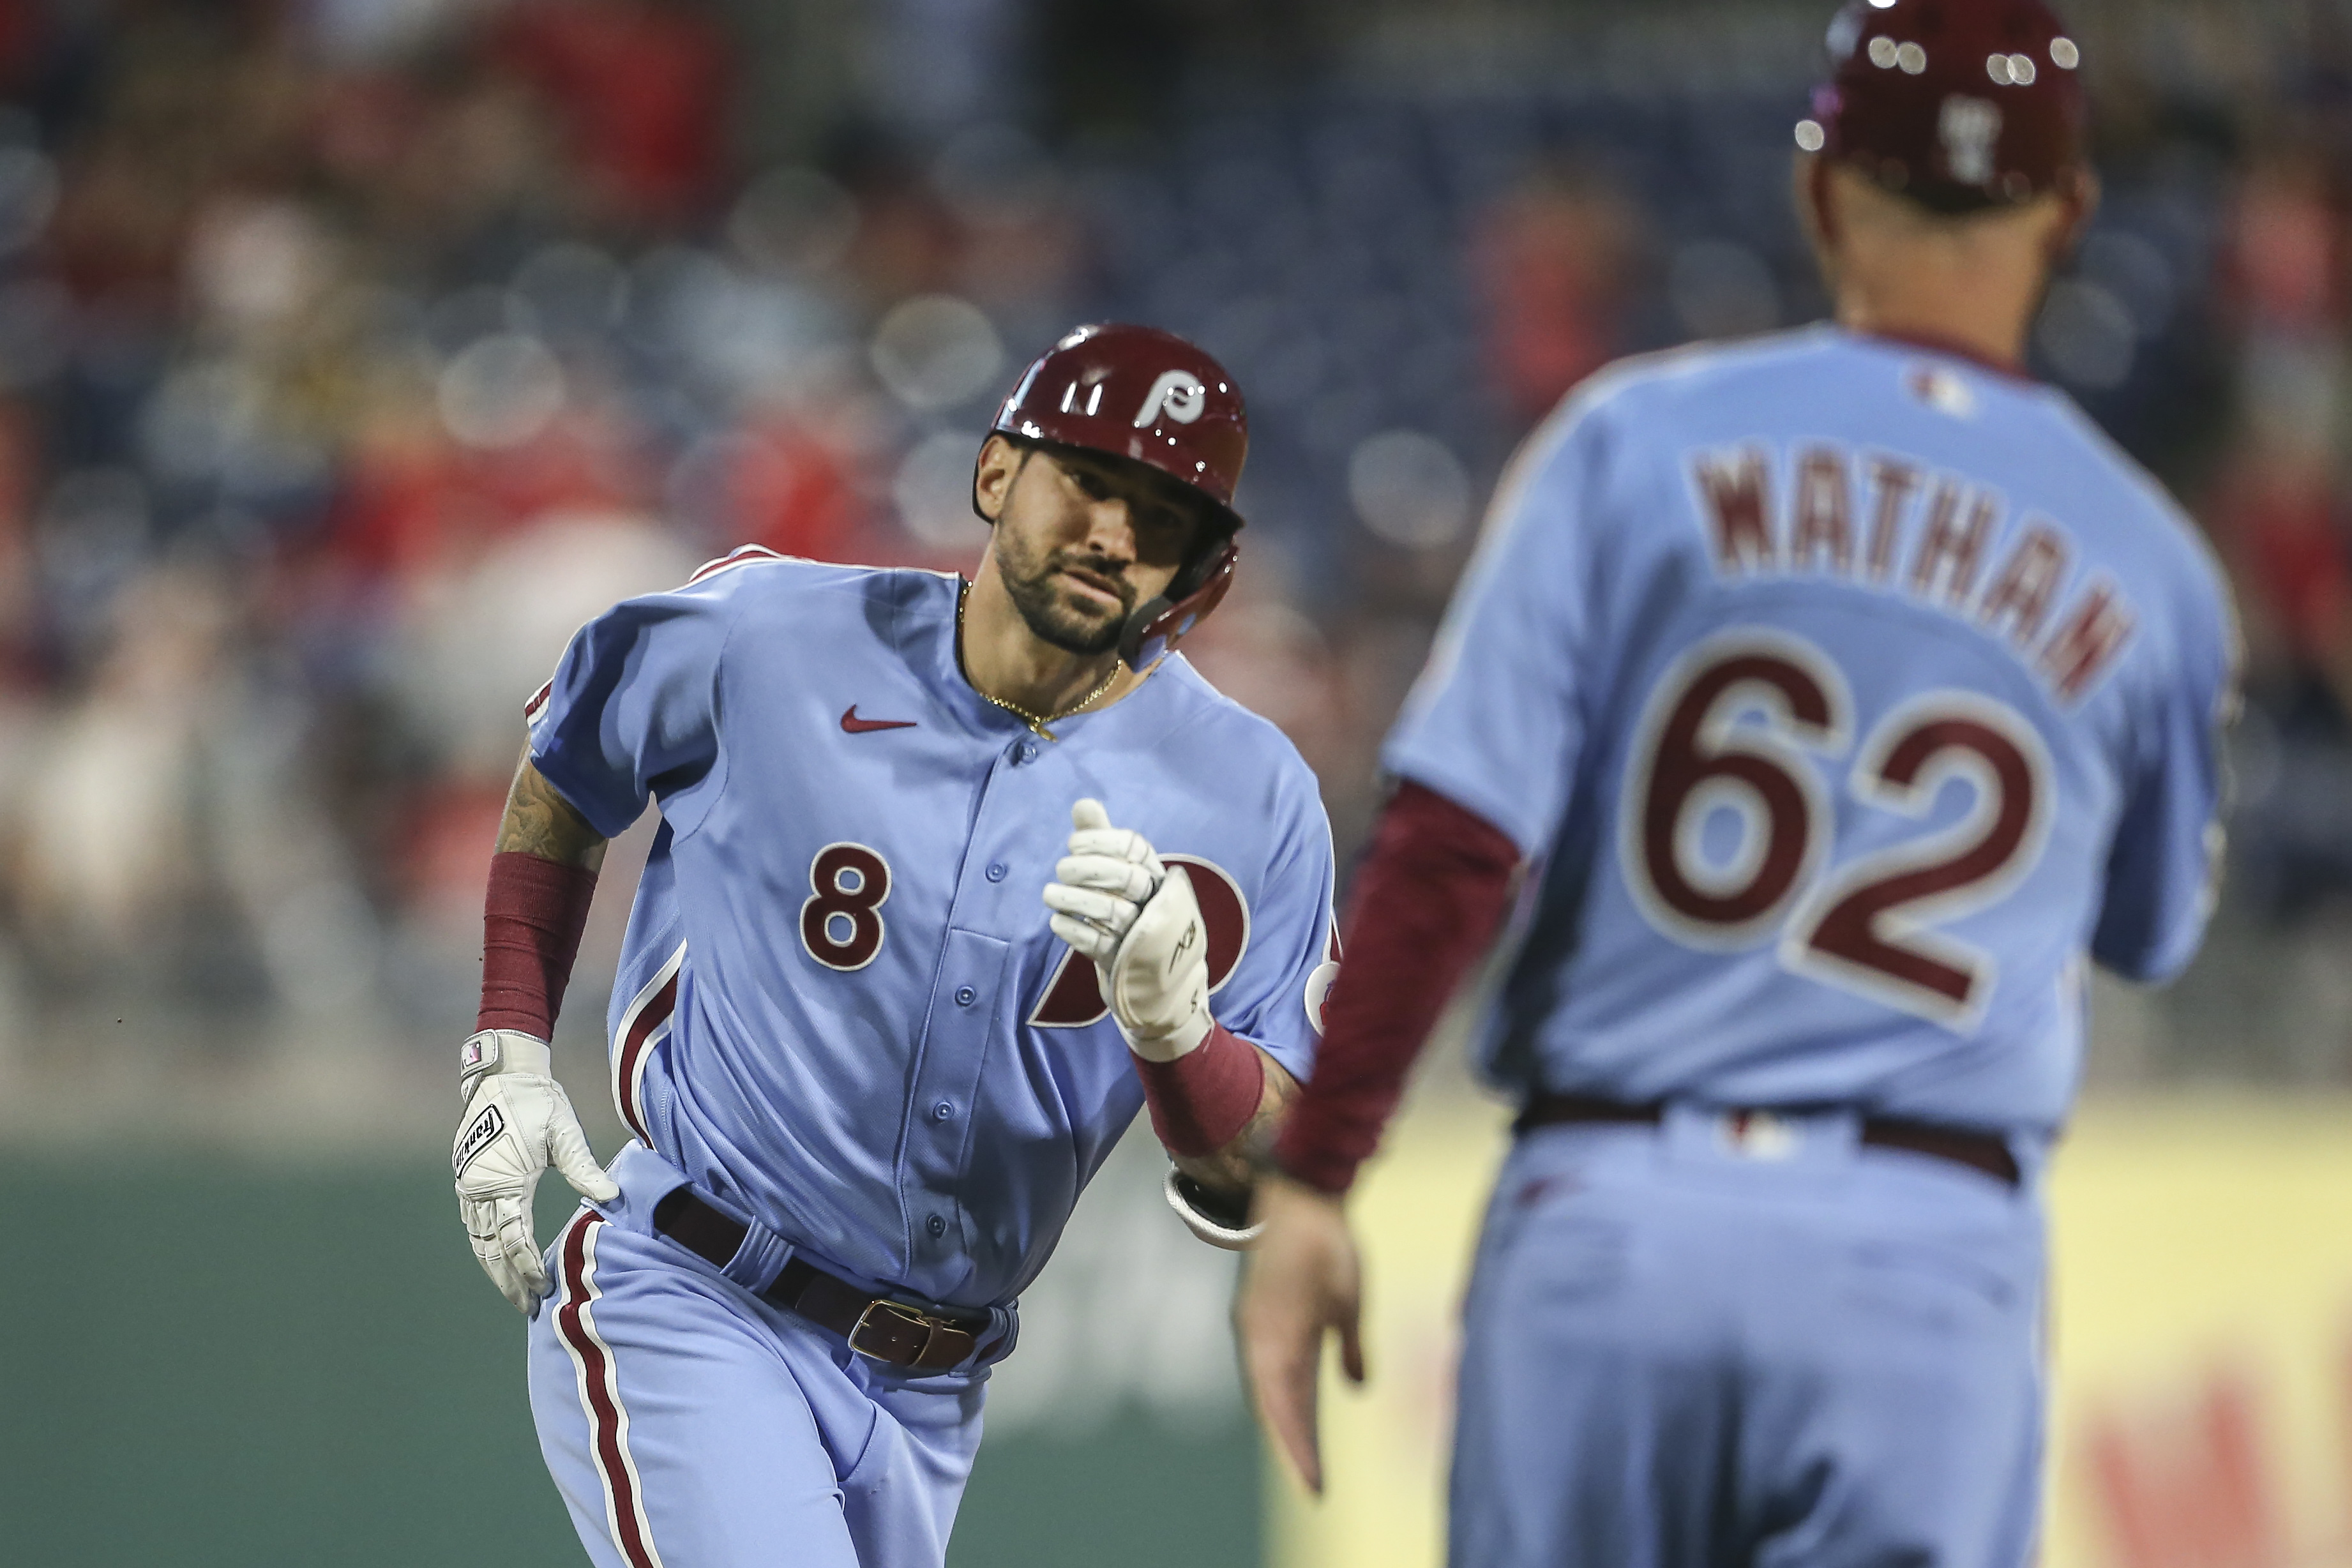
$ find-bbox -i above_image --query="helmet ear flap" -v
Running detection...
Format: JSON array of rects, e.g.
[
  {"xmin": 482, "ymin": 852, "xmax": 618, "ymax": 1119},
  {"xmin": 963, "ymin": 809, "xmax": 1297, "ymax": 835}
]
[{"xmin": 1119, "ymin": 541, "xmax": 1238, "ymax": 670}]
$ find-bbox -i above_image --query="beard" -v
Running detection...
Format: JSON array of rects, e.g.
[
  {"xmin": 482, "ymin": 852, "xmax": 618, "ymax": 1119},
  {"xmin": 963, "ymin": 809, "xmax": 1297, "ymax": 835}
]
[{"xmin": 995, "ymin": 534, "xmax": 1138, "ymax": 656}]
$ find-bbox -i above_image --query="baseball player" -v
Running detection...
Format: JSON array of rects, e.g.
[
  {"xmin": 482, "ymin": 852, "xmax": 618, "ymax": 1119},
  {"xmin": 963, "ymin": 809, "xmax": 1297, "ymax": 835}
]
[
  {"xmin": 449, "ymin": 323, "xmax": 1339, "ymax": 1568},
  {"xmin": 1237, "ymin": 4, "xmax": 2236, "ymax": 1565}
]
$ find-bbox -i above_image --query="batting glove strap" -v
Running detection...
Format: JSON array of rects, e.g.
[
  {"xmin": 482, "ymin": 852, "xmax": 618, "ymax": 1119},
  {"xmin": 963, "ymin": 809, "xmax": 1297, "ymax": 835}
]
[
  {"xmin": 458, "ymin": 1028, "xmax": 554, "ymax": 1104},
  {"xmin": 1106, "ymin": 865, "xmax": 1215, "ymax": 1060},
  {"xmin": 1163, "ymin": 1167, "xmax": 1265, "ymax": 1251}
]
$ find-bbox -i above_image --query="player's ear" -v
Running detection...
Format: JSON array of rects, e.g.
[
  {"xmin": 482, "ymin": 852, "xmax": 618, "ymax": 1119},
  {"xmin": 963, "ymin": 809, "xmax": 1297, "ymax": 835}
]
[
  {"xmin": 972, "ymin": 433, "xmax": 1025, "ymax": 527},
  {"xmin": 1794, "ymin": 153, "xmax": 1847, "ymax": 301},
  {"xmin": 2046, "ymin": 165, "xmax": 2100, "ymax": 270},
  {"xmin": 1795, "ymin": 153, "xmax": 1841, "ymax": 253}
]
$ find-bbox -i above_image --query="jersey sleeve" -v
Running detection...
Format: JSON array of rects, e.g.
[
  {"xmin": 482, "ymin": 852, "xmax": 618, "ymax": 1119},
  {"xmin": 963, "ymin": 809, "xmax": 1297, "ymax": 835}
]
[
  {"xmin": 525, "ymin": 575, "xmax": 744, "ymax": 842},
  {"xmin": 1378, "ymin": 398, "xmax": 1606, "ymax": 857},
  {"xmin": 1207, "ymin": 761, "xmax": 1339, "ymax": 1085},
  {"xmin": 2090, "ymin": 567, "xmax": 2238, "ymax": 983}
]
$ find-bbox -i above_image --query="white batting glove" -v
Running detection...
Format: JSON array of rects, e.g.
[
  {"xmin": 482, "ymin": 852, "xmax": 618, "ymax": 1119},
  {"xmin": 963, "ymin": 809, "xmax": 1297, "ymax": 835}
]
[
  {"xmin": 453, "ymin": 1030, "xmax": 619, "ymax": 1316},
  {"xmin": 1043, "ymin": 799, "xmax": 1213, "ymax": 1062}
]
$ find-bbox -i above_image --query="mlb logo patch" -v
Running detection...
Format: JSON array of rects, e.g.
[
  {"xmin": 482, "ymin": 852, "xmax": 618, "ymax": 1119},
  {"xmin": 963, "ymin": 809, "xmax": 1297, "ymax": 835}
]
[
  {"xmin": 1717, "ymin": 1109, "xmax": 1800, "ymax": 1161},
  {"xmin": 1906, "ymin": 363, "xmax": 1977, "ymax": 419}
]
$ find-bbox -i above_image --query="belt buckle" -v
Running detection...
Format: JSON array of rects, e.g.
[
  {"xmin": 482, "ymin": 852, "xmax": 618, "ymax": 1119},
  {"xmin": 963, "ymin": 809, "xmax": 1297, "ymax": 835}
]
[{"xmin": 849, "ymin": 1298, "xmax": 939, "ymax": 1364}]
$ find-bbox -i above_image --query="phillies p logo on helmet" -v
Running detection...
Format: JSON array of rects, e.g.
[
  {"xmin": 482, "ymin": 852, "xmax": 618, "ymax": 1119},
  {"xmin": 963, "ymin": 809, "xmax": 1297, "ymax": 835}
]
[
  {"xmin": 1938, "ymin": 96, "xmax": 2003, "ymax": 186},
  {"xmin": 989, "ymin": 322, "xmax": 1248, "ymax": 509},
  {"xmin": 1135, "ymin": 370, "xmax": 1208, "ymax": 428}
]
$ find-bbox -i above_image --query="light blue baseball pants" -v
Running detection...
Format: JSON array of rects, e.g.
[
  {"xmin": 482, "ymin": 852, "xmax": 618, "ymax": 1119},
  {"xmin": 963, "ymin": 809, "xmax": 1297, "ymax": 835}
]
[
  {"xmin": 525, "ymin": 1148, "xmax": 987, "ymax": 1568},
  {"xmin": 1451, "ymin": 1106, "xmax": 2046, "ymax": 1568}
]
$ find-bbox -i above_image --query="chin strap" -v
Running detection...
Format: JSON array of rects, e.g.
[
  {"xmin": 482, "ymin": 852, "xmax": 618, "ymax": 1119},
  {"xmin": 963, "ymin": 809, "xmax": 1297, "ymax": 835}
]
[{"xmin": 1119, "ymin": 540, "xmax": 1239, "ymax": 668}]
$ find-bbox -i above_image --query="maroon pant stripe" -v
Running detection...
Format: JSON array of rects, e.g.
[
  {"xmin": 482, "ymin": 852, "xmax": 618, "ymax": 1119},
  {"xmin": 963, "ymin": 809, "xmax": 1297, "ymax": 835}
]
[{"xmin": 555, "ymin": 1213, "xmax": 660, "ymax": 1568}]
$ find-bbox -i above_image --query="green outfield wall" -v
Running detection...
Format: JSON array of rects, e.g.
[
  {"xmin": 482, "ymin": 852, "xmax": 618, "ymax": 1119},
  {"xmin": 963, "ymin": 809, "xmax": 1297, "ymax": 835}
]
[{"xmin": 0, "ymin": 1150, "xmax": 1260, "ymax": 1567}]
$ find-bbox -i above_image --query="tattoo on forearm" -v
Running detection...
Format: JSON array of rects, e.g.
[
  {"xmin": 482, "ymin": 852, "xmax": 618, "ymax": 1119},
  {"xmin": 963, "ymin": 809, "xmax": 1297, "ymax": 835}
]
[
  {"xmin": 1237, "ymin": 1064, "xmax": 1298, "ymax": 1170},
  {"xmin": 1175, "ymin": 1054, "xmax": 1300, "ymax": 1196},
  {"xmin": 496, "ymin": 756, "xmax": 610, "ymax": 871}
]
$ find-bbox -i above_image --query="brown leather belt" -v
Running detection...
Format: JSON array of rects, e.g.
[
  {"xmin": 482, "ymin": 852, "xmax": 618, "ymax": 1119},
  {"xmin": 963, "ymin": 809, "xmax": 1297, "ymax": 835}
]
[
  {"xmin": 1516, "ymin": 1092, "xmax": 2021, "ymax": 1187},
  {"xmin": 652, "ymin": 1189, "xmax": 991, "ymax": 1371}
]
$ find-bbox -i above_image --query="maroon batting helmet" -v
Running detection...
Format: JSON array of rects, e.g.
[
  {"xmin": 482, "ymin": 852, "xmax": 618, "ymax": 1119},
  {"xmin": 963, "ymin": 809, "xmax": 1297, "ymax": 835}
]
[
  {"xmin": 984, "ymin": 322, "xmax": 1248, "ymax": 669},
  {"xmin": 1799, "ymin": 0, "xmax": 2088, "ymax": 213}
]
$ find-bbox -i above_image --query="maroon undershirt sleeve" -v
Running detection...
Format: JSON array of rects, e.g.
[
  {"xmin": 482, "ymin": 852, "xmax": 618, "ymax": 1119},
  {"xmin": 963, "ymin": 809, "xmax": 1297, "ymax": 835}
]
[
  {"xmin": 1133, "ymin": 1021, "xmax": 1267, "ymax": 1158},
  {"xmin": 1272, "ymin": 781, "xmax": 1522, "ymax": 1196},
  {"xmin": 477, "ymin": 850, "xmax": 601, "ymax": 1037}
]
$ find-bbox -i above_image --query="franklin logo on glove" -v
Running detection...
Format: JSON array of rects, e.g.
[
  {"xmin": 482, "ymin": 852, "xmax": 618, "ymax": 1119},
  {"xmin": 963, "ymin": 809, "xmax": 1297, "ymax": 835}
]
[{"xmin": 454, "ymin": 1103, "xmax": 506, "ymax": 1175}]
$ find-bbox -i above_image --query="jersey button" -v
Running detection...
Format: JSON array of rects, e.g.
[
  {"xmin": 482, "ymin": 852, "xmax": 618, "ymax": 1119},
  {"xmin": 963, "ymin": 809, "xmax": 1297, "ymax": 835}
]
[
  {"xmin": 1018, "ymin": 741, "xmax": 1039, "ymax": 764},
  {"xmin": 933, "ymin": 1100, "xmax": 954, "ymax": 1121},
  {"xmin": 955, "ymin": 985, "xmax": 977, "ymax": 1006},
  {"xmin": 984, "ymin": 862, "xmax": 1007, "ymax": 882},
  {"xmin": 926, "ymin": 1214, "xmax": 948, "ymax": 1239}
]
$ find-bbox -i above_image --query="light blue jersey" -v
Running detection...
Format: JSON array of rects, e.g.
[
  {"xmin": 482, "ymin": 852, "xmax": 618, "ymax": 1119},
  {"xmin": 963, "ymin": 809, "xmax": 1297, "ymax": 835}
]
[
  {"xmin": 526, "ymin": 550, "xmax": 1336, "ymax": 1313},
  {"xmin": 1389, "ymin": 326, "xmax": 2234, "ymax": 1138}
]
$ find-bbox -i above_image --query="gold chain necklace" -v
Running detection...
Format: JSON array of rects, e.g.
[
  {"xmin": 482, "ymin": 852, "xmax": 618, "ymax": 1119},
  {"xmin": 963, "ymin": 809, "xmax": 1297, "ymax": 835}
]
[{"xmin": 956, "ymin": 583, "xmax": 1121, "ymax": 740}]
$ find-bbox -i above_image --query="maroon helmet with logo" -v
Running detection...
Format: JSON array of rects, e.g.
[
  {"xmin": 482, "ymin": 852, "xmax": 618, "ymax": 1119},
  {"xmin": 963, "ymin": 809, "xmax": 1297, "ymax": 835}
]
[
  {"xmin": 1798, "ymin": 0, "xmax": 2088, "ymax": 213},
  {"xmin": 984, "ymin": 322, "xmax": 1248, "ymax": 668}
]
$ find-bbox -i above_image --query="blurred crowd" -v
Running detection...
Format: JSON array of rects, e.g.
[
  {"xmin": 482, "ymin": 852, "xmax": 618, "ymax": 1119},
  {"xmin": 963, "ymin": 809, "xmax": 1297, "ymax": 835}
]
[{"xmin": 0, "ymin": 0, "xmax": 2338, "ymax": 1089}]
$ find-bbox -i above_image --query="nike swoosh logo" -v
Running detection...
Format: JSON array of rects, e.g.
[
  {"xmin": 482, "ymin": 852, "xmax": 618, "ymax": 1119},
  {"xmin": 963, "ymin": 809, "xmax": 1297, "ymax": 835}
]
[{"xmin": 841, "ymin": 705, "xmax": 918, "ymax": 734}]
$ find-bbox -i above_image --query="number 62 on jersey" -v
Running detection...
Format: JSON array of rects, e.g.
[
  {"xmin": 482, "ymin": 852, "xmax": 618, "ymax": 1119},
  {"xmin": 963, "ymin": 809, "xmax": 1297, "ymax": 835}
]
[{"xmin": 1621, "ymin": 626, "xmax": 2053, "ymax": 1034}]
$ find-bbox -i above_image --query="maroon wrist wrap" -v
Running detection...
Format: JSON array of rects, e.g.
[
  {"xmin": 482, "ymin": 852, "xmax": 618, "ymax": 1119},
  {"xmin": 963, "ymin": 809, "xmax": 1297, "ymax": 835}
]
[
  {"xmin": 1274, "ymin": 781, "xmax": 1521, "ymax": 1196},
  {"xmin": 478, "ymin": 851, "xmax": 600, "ymax": 1037},
  {"xmin": 1134, "ymin": 1021, "xmax": 1265, "ymax": 1158}
]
